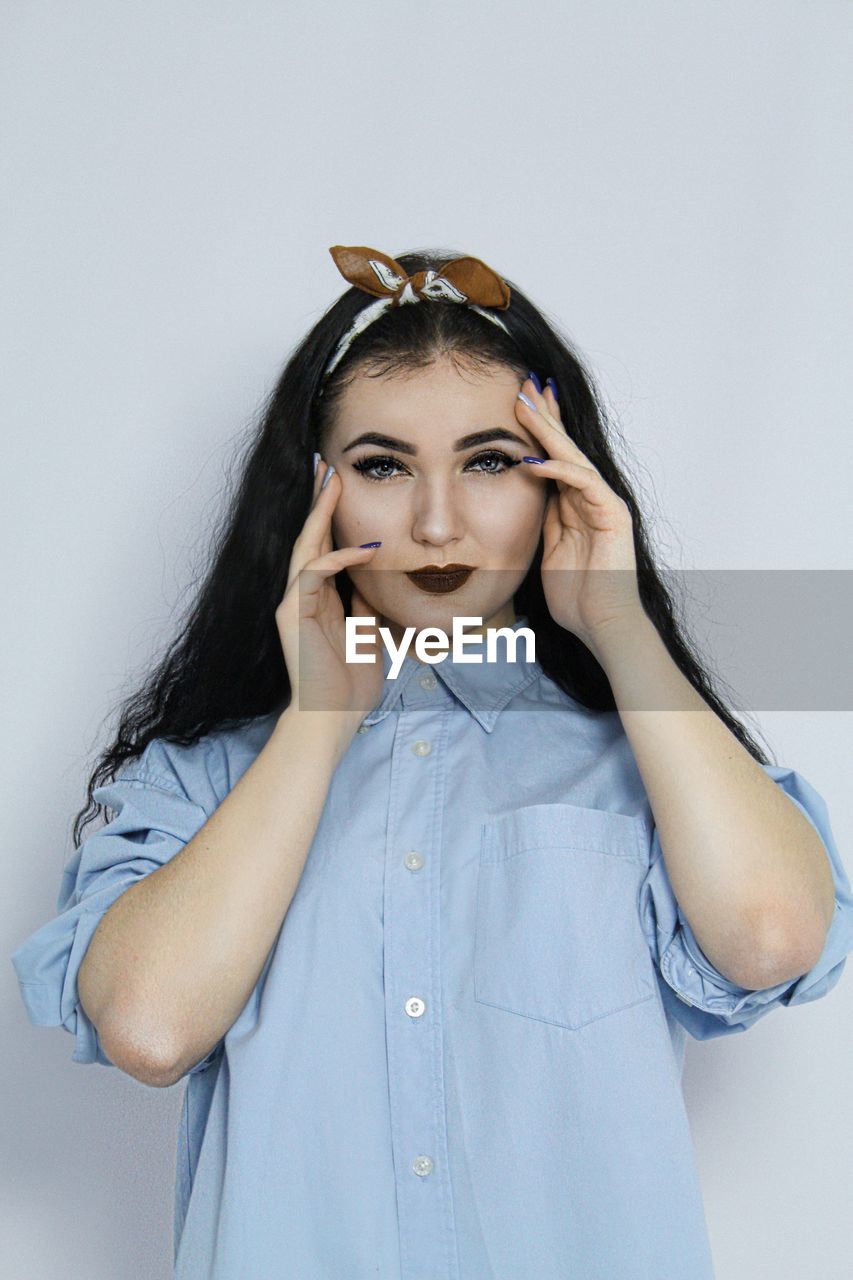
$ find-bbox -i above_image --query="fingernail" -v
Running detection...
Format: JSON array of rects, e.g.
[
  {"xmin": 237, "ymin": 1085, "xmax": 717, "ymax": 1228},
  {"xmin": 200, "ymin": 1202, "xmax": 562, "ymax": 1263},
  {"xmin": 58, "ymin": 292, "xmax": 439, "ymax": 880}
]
[
  {"xmin": 359, "ymin": 541, "xmax": 382, "ymax": 548},
  {"xmin": 522, "ymin": 456, "xmax": 546, "ymax": 464},
  {"xmin": 545, "ymin": 378, "xmax": 559, "ymax": 404},
  {"xmin": 517, "ymin": 391, "xmax": 538, "ymax": 413},
  {"xmin": 320, "ymin": 464, "xmax": 336, "ymax": 490},
  {"xmin": 313, "ymin": 451, "xmax": 321, "ymax": 476},
  {"xmin": 528, "ymin": 370, "xmax": 543, "ymax": 393}
]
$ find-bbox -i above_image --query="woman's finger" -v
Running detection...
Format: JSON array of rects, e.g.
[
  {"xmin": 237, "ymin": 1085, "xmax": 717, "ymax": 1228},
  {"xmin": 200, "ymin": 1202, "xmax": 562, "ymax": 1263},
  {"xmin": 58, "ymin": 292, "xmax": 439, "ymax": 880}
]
[
  {"xmin": 296, "ymin": 546, "xmax": 378, "ymax": 608},
  {"xmin": 287, "ymin": 464, "xmax": 339, "ymax": 590},
  {"xmin": 543, "ymin": 378, "xmax": 561, "ymax": 423},
  {"xmin": 521, "ymin": 456, "xmax": 610, "ymax": 504},
  {"xmin": 516, "ymin": 379, "xmax": 600, "ymax": 473},
  {"xmin": 282, "ymin": 542, "xmax": 378, "ymax": 612},
  {"xmin": 524, "ymin": 375, "xmax": 568, "ymax": 435},
  {"xmin": 318, "ymin": 467, "xmax": 335, "ymax": 559}
]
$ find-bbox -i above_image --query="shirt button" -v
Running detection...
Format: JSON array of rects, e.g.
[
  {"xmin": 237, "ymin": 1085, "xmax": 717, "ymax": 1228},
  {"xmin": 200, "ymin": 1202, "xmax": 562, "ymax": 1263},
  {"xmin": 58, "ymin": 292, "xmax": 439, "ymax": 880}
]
[
  {"xmin": 419, "ymin": 672, "xmax": 437, "ymax": 690},
  {"xmin": 412, "ymin": 1155, "xmax": 434, "ymax": 1177},
  {"xmin": 411, "ymin": 739, "xmax": 432, "ymax": 757},
  {"xmin": 405, "ymin": 996, "xmax": 426, "ymax": 1018},
  {"xmin": 404, "ymin": 851, "xmax": 424, "ymax": 871}
]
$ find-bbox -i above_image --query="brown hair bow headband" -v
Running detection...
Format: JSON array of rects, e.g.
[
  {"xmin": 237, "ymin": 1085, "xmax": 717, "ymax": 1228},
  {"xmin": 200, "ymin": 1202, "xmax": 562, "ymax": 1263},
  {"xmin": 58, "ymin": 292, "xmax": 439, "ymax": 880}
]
[{"xmin": 321, "ymin": 244, "xmax": 512, "ymax": 380}]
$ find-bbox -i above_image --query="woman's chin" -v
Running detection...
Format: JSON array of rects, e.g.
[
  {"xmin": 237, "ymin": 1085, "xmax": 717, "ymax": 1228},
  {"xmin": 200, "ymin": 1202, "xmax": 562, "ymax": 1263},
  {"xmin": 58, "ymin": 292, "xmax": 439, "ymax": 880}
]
[{"xmin": 366, "ymin": 600, "xmax": 502, "ymax": 638}]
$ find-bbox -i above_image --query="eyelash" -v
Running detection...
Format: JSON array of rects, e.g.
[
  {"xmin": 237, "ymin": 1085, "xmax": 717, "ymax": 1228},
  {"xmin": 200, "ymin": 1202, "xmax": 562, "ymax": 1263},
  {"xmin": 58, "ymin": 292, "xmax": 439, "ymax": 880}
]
[{"xmin": 351, "ymin": 449, "xmax": 520, "ymax": 483}]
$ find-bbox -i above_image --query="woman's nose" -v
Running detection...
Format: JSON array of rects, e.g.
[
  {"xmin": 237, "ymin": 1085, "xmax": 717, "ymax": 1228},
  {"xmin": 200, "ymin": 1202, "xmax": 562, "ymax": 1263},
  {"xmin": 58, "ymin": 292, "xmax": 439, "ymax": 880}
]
[{"xmin": 409, "ymin": 486, "xmax": 466, "ymax": 543}]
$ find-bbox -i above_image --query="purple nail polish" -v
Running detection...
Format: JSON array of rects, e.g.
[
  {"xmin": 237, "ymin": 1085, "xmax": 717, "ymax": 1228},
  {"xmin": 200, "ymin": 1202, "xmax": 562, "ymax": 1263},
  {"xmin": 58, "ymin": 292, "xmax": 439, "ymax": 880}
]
[
  {"xmin": 545, "ymin": 378, "xmax": 559, "ymax": 404},
  {"xmin": 522, "ymin": 456, "xmax": 546, "ymax": 464},
  {"xmin": 359, "ymin": 541, "xmax": 382, "ymax": 548},
  {"xmin": 517, "ymin": 391, "xmax": 538, "ymax": 413},
  {"xmin": 528, "ymin": 370, "xmax": 543, "ymax": 393}
]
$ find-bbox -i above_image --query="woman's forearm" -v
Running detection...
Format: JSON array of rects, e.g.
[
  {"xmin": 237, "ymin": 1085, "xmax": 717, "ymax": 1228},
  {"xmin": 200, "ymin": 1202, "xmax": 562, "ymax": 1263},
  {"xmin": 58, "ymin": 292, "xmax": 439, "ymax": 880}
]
[
  {"xmin": 77, "ymin": 706, "xmax": 359, "ymax": 1085},
  {"xmin": 587, "ymin": 609, "xmax": 836, "ymax": 991}
]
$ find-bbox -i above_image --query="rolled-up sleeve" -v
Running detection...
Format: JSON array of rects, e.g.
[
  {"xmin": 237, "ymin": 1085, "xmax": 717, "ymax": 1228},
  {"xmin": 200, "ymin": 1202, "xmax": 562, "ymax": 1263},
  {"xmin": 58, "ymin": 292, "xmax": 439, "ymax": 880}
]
[
  {"xmin": 638, "ymin": 763, "xmax": 853, "ymax": 1041},
  {"xmin": 10, "ymin": 740, "xmax": 223, "ymax": 1077}
]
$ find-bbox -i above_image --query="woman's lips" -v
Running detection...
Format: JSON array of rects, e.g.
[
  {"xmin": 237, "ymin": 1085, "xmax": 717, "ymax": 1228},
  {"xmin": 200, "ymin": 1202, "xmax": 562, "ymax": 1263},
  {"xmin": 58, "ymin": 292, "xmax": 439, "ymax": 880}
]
[{"xmin": 405, "ymin": 568, "xmax": 473, "ymax": 594}]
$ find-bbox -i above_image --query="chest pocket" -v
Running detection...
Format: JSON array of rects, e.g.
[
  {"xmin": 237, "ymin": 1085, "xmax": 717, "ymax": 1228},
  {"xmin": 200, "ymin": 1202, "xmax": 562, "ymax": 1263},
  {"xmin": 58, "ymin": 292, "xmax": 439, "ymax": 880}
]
[{"xmin": 473, "ymin": 803, "xmax": 656, "ymax": 1031}]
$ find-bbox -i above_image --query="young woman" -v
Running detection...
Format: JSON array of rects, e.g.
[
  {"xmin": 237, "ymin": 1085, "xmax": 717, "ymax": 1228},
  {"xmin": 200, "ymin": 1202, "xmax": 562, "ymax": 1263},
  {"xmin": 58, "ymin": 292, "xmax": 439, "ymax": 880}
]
[{"xmin": 12, "ymin": 244, "xmax": 853, "ymax": 1279}]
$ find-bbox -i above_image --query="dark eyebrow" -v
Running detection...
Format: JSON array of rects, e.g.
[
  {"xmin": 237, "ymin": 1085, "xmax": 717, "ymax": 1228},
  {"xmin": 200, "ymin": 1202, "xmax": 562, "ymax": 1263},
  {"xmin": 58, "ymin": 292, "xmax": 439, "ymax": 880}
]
[{"xmin": 340, "ymin": 428, "xmax": 530, "ymax": 456}]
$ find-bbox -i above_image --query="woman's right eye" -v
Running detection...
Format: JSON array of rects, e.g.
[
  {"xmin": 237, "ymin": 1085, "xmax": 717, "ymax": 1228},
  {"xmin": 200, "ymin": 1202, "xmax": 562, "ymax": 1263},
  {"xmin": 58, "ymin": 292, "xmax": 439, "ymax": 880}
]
[{"xmin": 352, "ymin": 455, "xmax": 405, "ymax": 482}]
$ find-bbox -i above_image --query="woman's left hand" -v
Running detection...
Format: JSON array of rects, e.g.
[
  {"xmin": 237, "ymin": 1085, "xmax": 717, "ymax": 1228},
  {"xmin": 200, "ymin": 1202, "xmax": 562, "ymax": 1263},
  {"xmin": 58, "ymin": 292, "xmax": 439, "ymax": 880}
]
[{"xmin": 515, "ymin": 376, "xmax": 645, "ymax": 652}]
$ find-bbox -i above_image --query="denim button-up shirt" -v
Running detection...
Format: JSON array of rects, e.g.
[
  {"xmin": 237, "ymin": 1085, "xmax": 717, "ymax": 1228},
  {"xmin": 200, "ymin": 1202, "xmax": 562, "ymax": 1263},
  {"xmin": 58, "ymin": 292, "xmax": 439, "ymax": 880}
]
[{"xmin": 11, "ymin": 615, "xmax": 853, "ymax": 1279}]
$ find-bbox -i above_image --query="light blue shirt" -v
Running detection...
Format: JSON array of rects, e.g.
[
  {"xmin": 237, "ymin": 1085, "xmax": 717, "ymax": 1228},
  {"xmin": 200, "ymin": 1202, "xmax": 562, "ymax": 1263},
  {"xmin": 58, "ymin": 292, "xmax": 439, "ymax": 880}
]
[{"xmin": 11, "ymin": 615, "xmax": 853, "ymax": 1279}]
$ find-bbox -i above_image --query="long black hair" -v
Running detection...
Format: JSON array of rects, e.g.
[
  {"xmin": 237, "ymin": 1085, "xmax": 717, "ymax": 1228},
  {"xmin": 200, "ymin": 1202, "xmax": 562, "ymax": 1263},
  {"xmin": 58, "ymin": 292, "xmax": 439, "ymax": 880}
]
[{"xmin": 72, "ymin": 246, "xmax": 773, "ymax": 846}]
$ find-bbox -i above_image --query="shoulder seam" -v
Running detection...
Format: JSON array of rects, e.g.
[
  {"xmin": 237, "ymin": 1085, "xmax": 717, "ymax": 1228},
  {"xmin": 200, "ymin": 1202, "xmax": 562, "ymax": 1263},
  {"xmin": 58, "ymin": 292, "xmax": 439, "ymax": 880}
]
[{"xmin": 114, "ymin": 771, "xmax": 205, "ymax": 807}]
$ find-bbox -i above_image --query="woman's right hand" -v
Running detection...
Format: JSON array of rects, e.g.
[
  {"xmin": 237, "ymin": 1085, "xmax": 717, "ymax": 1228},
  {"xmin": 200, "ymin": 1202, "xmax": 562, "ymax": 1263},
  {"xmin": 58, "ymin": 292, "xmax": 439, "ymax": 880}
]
[{"xmin": 276, "ymin": 458, "xmax": 385, "ymax": 726}]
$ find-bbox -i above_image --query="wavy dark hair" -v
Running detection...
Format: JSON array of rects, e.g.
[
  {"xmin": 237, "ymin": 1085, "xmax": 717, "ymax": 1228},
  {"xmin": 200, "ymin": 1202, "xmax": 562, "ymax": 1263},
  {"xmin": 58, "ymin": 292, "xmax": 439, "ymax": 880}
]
[{"xmin": 72, "ymin": 246, "xmax": 773, "ymax": 846}]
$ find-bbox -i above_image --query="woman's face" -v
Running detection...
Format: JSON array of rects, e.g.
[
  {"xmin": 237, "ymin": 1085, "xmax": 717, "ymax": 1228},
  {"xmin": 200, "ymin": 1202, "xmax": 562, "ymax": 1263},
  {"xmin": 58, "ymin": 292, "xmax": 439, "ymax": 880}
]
[{"xmin": 322, "ymin": 357, "xmax": 549, "ymax": 654}]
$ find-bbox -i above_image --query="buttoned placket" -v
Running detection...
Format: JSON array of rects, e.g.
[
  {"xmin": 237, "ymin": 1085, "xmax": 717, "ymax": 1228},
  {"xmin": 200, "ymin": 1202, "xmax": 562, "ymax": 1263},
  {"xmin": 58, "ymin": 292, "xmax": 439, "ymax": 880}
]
[{"xmin": 381, "ymin": 662, "xmax": 461, "ymax": 1280}]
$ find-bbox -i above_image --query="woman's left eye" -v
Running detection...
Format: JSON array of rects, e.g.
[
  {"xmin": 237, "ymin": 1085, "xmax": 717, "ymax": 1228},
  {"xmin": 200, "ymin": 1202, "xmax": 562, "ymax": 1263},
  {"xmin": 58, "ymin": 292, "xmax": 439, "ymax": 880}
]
[
  {"xmin": 352, "ymin": 450, "xmax": 518, "ymax": 482},
  {"xmin": 470, "ymin": 450, "xmax": 517, "ymax": 475}
]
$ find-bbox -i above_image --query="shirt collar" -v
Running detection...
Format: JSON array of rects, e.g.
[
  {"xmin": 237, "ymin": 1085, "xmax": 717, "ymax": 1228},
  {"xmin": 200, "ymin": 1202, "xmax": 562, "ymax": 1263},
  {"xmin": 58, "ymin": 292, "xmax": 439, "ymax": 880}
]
[{"xmin": 360, "ymin": 614, "xmax": 543, "ymax": 733}]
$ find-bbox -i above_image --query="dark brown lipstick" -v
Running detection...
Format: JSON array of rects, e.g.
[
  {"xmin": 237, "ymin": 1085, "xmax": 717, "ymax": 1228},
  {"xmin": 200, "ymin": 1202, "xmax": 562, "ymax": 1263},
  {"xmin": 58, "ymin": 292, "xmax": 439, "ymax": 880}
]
[{"xmin": 405, "ymin": 563, "xmax": 474, "ymax": 595}]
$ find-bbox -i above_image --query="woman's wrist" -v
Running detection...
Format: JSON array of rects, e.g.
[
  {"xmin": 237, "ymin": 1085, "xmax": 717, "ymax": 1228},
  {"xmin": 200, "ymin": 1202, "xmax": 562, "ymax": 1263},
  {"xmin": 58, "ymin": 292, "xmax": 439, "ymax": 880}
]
[{"xmin": 275, "ymin": 704, "xmax": 364, "ymax": 759}]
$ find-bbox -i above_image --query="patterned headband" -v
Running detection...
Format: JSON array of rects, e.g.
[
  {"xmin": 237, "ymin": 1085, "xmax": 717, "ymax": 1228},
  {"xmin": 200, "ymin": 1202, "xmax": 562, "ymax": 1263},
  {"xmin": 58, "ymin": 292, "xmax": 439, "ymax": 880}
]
[{"xmin": 320, "ymin": 244, "xmax": 513, "ymax": 383}]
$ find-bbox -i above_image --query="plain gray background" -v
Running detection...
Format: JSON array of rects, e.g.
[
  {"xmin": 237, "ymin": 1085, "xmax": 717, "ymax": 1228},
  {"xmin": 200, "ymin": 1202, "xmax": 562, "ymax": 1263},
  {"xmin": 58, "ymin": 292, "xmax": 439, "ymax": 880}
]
[{"xmin": 3, "ymin": 3, "xmax": 851, "ymax": 1277}]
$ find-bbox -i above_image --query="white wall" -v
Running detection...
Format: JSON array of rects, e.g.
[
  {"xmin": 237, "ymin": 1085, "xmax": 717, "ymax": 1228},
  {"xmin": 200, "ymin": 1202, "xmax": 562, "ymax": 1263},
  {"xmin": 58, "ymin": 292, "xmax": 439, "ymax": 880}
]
[{"xmin": 3, "ymin": 3, "xmax": 851, "ymax": 1277}]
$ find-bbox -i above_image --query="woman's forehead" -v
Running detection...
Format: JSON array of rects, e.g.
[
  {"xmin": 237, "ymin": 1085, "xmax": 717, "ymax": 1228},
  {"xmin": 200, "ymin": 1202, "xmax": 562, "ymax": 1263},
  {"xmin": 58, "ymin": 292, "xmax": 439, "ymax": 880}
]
[{"xmin": 328, "ymin": 361, "xmax": 526, "ymax": 446}]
